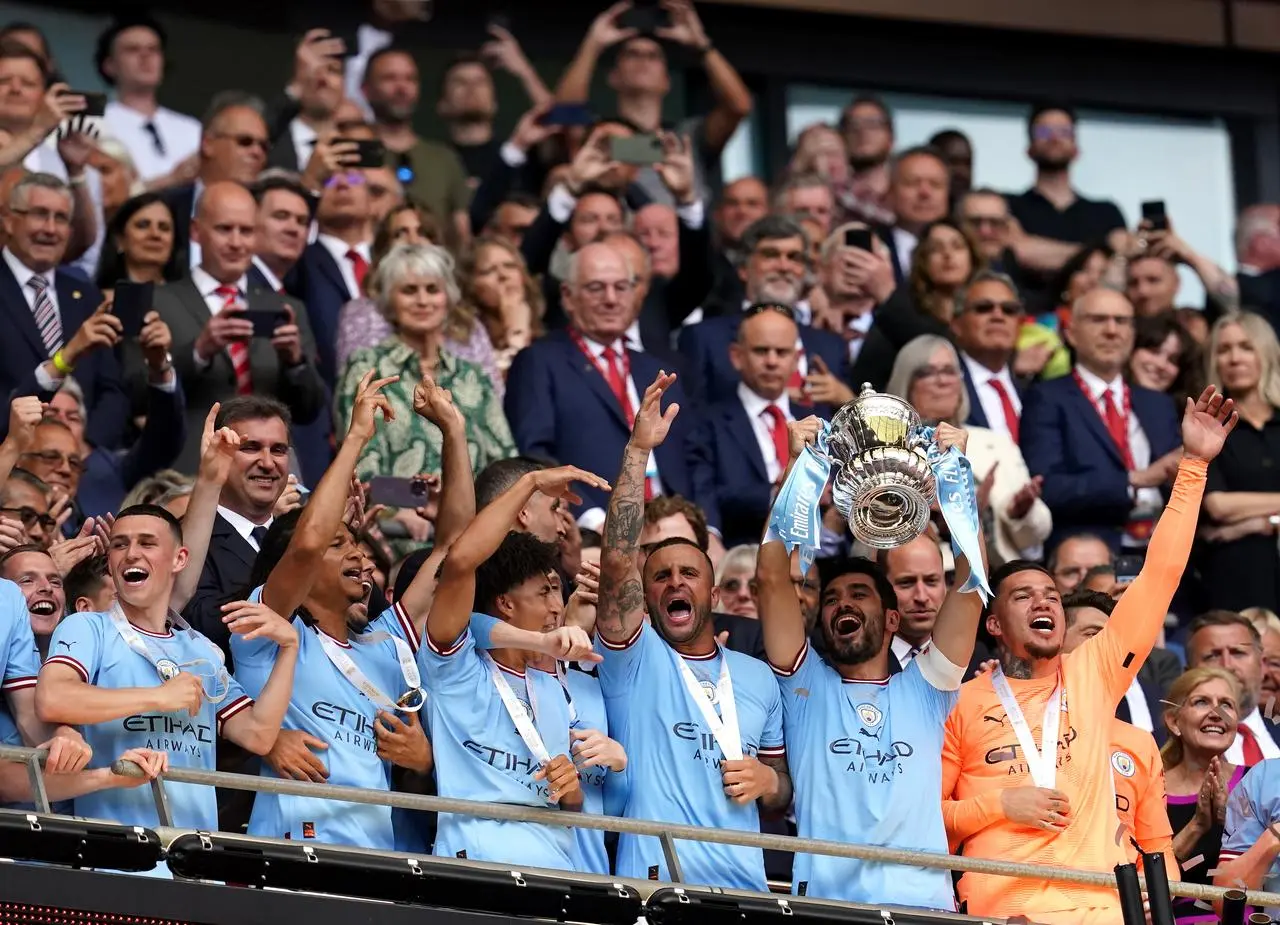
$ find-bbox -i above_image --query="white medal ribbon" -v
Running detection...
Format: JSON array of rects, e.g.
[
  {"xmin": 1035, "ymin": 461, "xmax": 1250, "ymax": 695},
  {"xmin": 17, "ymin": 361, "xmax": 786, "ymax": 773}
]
[
  {"xmin": 991, "ymin": 665, "xmax": 1063, "ymax": 789},
  {"xmin": 554, "ymin": 661, "xmax": 579, "ymax": 726},
  {"xmin": 108, "ymin": 603, "xmax": 230, "ymax": 703},
  {"xmin": 671, "ymin": 647, "xmax": 743, "ymax": 761},
  {"xmin": 482, "ymin": 653, "xmax": 552, "ymax": 771},
  {"xmin": 314, "ymin": 627, "xmax": 424, "ymax": 713}
]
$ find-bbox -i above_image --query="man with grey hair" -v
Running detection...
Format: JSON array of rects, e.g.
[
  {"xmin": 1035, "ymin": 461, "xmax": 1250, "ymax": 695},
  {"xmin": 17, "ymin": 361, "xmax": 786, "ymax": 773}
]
[
  {"xmin": 158, "ymin": 90, "xmax": 271, "ymax": 269},
  {"xmin": 1237, "ymin": 203, "xmax": 1280, "ymax": 327},
  {"xmin": 774, "ymin": 172, "xmax": 835, "ymax": 240},
  {"xmin": 951, "ymin": 270, "xmax": 1026, "ymax": 441},
  {"xmin": 879, "ymin": 145, "xmax": 950, "ymax": 282},
  {"xmin": 0, "ymin": 173, "xmax": 128, "ymax": 450},
  {"xmin": 816, "ymin": 221, "xmax": 896, "ymax": 366},
  {"xmin": 506, "ymin": 241, "xmax": 693, "ymax": 526}
]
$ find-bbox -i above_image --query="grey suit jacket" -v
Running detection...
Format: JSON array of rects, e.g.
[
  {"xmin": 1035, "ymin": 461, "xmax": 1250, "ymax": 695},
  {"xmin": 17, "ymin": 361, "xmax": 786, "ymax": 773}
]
[{"xmin": 137, "ymin": 277, "xmax": 327, "ymax": 470}]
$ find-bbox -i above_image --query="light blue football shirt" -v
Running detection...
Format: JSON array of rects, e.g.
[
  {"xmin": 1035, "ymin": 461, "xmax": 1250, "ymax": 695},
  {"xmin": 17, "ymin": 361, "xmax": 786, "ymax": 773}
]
[
  {"xmin": 773, "ymin": 641, "xmax": 958, "ymax": 909},
  {"xmin": 564, "ymin": 664, "xmax": 619, "ymax": 875},
  {"xmin": 0, "ymin": 579, "xmax": 39, "ymax": 727},
  {"xmin": 419, "ymin": 619, "xmax": 576, "ymax": 870},
  {"xmin": 44, "ymin": 609, "xmax": 250, "ymax": 831},
  {"xmin": 596, "ymin": 622, "xmax": 784, "ymax": 890},
  {"xmin": 1220, "ymin": 757, "xmax": 1280, "ymax": 919},
  {"xmin": 233, "ymin": 586, "xmax": 420, "ymax": 849}
]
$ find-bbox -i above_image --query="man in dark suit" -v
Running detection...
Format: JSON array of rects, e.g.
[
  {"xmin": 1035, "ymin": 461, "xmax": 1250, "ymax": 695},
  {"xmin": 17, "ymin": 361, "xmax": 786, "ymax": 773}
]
[
  {"xmin": 265, "ymin": 39, "xmax": 344, "ymax": 173},
  {"xmin": 506, "ymin": 241, "xmax": 691, "ymax": 524},
  {"xmin": 679, "ymin": 215, "xmax": 848, "ymax": 404},
  {"xmin": 873, "ymin": 146, "xmax": 951, "ymax": 286},
  {"xmin": 249, "ymin": 174, "xmax": 313, "ymax": 294},
  {"xmin": 688, "ymin": 305, "xmax": 829, "ymax": 548},
  {"xmin": 1236, "ymin": 203, "xmax": 1280, "ymax": 329},
  {"xmin": 140, "ymin": 182, "xmax": 325, "ymax": 472},
  {"xmin": 0, "ymin": 173, "xmax": 129, "ymax": 449},
  {"xmin": 159, "ymin": 91, "xmax": 270, "ymax": 271},
  {"xmin": 953, "ymin": 271, "xmax": 1026, "ymax": 443},
  {"xmin": 1021, "ymin": 288, "xmax": 1181, "ymax": 551}
]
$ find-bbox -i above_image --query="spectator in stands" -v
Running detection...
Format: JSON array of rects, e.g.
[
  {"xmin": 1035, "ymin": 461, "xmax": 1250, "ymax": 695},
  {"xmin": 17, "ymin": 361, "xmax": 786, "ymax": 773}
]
[
  {"xmin": 789, "ymin": 123, "xmax": 847, "ymax": 192},
  {"xmin": 248, "ymin": 174, "xmax": 311, "ymax": 294},
  {"xmin": 160, "ymin": 91, "xmax": 270, "ymax": 269},
  {"xmin": 454, "ymin": 235, "xmax": 543, "ymax": 383},
  {"xmin": 1047, "ymin": 533, "xmax": 1112, "ymax": 594},
  {"xmin": 487, "ymin": 193, "xmax": 539, "ymax": 248},
  {"xmin": 952, "ymin": 270, "xmax": 1026, "ymax": 442},
  {"xmin": 363, "ymin": 47, "xmax": 471, "ymax": 245},
  {"xmin": 89, "ymin": 139, "xmax": 144, "ymax": 228},
  {"xmin": 774, "ymin": 172, "xmax": 835, "ymax": 239},
  {"xmin": 1126, "ymin": 218, "xmax": 1239, "ymax": 318},
  {"xmin": 878, "ymin": 146, "xmax": 951, "ymax": 284},
  {"xmin": 1236, "ymin": 203, "xmax": 1280, "ymax": 328},
  {"xmin": 811, "ymin": 222, "xmax": 895, "ymax": 367},
  {"xmin": 148, "ymin": 181, "xmax": 325, "ymax": 472},
  {"xmin": 959, "ymin": 187, "xmax": 1015, "ymax": 271},
  {"xmin": 943, "ymin": 398, "xmax": 1229, "ymax": 923},
  {"xmin": 36, "ymin": 504, "xmax": 299, "ymax": 835},
  {"xmin": 1127, "ymin": 312, "xmax": 1204, "ymax": 408},
  {"xmin": 506, "ymin": 242, "xmax": 693, "ymax": 523},
  {"xmin": 556, "ymin": 0, "xmax": 751, "ymax": 206},
  {"xmin": 0, "ymin": 544, "xmax": 65, "ymax": 656},
  {"xmin": 878, "ymin": 530, "xmax": 948, "ymax": 670},
  {"xmin": 1200, "ymin": 312, "xmax": 1280, "ymax": 612},
  {"xmin": 0, "ymin": 173, "xmax": 128, "ymax": 450},
  {"xmin": 836, "ymin": 95, "xmax": 895, "ymax": 227},
  {"xmin": 64, "ymin": 553, "xmax": 113, "ymax": 613},
  {"xmin": 1021, "ymin": 288, "xmax": 1182, "ymax": 551},
  {"xmin": 336, "ymin": 244, "xmax": 514, "ymax": 542},
  {"xmin": 0, "ymin": 468, "xmax": 55, "ymax": 552},
  {"xmin": 928, "ymin": 128, "xmax": 973, "ymax": 201},
  {"xmin": 97, "ymin": 15, "xmax": 201, "ymax": 189},
  {"xmin": 1185, "ymin": 611, "xmax": 1280, "ymax": 768},
  {"xmin": 715, "ymin": 545, "xmax": 758, "ymax": 620},
  {"xmin": 635, "ymin": 202, "xmax": 680, "ymax": 277},
  {"xmin": 266, "ymin": 32, "xmax": 344, "ymax": 174},
  {"xmin": 1160, "ymin": 666, "xmax": 1242, "ymax": 917},
  {"xmin": 598, "ymin": 374, "xmax": 788, "ymax": 890},
  {"xmin": 886, "ymin": 335, "xmax": 1050, "ymax": 564},
  {"xmin": 92, "ymin": 192, "xmax": 181, "ymax": 299},
  {"xmin": 709, "ymin": 176, "xmax": 769, "ymax": 306}
]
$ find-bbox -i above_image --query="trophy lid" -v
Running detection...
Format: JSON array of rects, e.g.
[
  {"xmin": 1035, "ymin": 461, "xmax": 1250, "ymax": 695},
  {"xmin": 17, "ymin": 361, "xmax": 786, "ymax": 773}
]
[{"xmin": 829, "ymin": 383, "xmax": 923, "ymax": 444}]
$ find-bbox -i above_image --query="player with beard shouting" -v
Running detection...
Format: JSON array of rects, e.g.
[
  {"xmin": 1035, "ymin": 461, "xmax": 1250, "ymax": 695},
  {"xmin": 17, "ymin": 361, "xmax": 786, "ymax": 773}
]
[
  {"xmin": 755, "ymin": 417, "xmax": 982, "ymax": 910},
  {"xmin": 597, "ymin": 371, "xmax": 789, "ymax": 891},
  {"xmin": 942, "ymin": 385, "xmax": 1236, "ymax": 925}
]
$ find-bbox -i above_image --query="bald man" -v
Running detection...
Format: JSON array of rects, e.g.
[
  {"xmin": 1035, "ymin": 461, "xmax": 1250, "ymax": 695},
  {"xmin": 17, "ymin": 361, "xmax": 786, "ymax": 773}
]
[
  {"xmin": 142, "ymin": 180, "xmax": 325, "ymax": 469},
  {"xmin": 1021, "ymin": 288, "xmax": 1182, "ymax": 551}
]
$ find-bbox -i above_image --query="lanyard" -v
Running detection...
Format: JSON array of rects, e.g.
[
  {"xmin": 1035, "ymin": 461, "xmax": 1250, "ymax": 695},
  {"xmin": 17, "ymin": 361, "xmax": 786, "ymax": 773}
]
[
  {"xmin": 671, "ymin": 647, "xmax": 743, "ymax": 761},
  {"xmin": 482, "ymin": 653, "xmax": 552, "ymax": 773},
  {"xmin": 108, "ymin": 604, "xmax": 229, "ymax": 703},
  {"xmin": 554, "ymin": 661, "xmax": 579, "ymax": 726},
  {"xmin": 1072, "ymin": 370, "xmax": 1134, "ymax": 469},
  {"xmin": 314, "ymin": 627, "xmax": 424, "ymax": 713},
  {"xmin": 991, "ymin": 666, "xmax": 1063, "ymax": 789}
]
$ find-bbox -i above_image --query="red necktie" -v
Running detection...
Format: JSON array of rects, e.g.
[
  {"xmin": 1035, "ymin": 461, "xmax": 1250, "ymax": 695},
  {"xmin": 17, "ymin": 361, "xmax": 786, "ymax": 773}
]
[
  {"xmin": 347, "ymin": 249, "xmax": 369, "ymax": 293},
  {"xmin": 762, "ymin": 404, "xmax": 789, "ymax": 472},
  {"xmin": 788, "ymin": 340, "xmax": 806, "ymax": 392},
  {"xmin": 602, "ymin": 346, "xmax": 653, "ymax": 499},
  {"xmin": 1239, "ymin": 723, "xmax": 1265, "ymax": 767},
  {"xmin": 988, "ymin": 379, "xmax": 1021, "ymax": 443},
  {"xmin": 215, "ymin": 285, "xmax": 253, "ymax": 395},
  {"xmin": 1101, "ymin": 389, "xmax": 1131, "ymax": 463}
]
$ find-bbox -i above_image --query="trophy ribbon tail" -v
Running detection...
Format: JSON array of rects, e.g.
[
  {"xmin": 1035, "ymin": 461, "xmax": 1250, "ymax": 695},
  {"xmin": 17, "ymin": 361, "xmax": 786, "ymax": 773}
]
[
  {"xmin": 764, "ymin": 421, "xmax": 833, "ymax": 575},
  {"xmin": 921, "ymin": 430, "xmax": 993, "ymax": 603}
]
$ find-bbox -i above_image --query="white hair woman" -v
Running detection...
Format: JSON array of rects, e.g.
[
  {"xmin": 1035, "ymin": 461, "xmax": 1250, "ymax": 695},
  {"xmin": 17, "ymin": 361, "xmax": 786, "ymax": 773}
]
[
  {"xmin": 885, "ymin": 333, "xmax": 1051, "ymax": 565},
  {"xmin": 336, "ymin": 243, "xmax": 515, "ymax": 544}
]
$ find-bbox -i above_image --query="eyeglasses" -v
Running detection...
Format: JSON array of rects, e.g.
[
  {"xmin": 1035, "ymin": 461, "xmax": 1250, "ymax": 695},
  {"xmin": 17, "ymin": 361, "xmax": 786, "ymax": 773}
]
[
  {"xmin": 324, "ymin": 172, "xmax": 367, "ymax": 188},
  {"xmin": 20, "ymin": 450, "xmax": 84, "ymax": 472},
  {"xmin": 963, "ymin": 215, "xmax": 1008, "ymax": 229},
  {"xmin": 1033, "ymin": 126, "xmax": 1075, "ymax": 142},
  {"xmin": 744, "ymin": 302, "xmax": 796, "ymax": 321},
  {"xmin": 580, "ymin": 280, "xmax": 636, "ymax": 298},
  {"xmin": 12, "ymin": 207, "xmax": 71, "ymax": 228},
  {"xmin": 214, "ymin": 133, "xmax": 270, "ymax": 152},
  {"xmin": 720, "ymin": 577, "xmax": 758, "ymax": 595},
  {"xmin": 844, "ymin": 116, "xmax": 889, "ymax": 131},
  {"xmin": 1079, "ymin": 312, "xmax": 1135, "ymax": 328},
  {"xmin": 913, "ymin": 364, "xmax": 960, "ymax": 381},
  {"xmin": 969, "ymin": 300, "xmax": 1023, "ymax": 317},
  {"xmin": 0, "ymin": 506, "xmax": 56, "ymax": 531}
]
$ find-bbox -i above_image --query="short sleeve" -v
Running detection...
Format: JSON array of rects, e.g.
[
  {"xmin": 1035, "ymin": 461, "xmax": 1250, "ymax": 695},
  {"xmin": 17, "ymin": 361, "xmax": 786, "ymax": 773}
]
[
  {"xmin": 1220, "ymin": 766, "xmax": 1268, "ymax": 862},
  {"xmin": 758, "ymin": 677, "xmax": 785, "ymax": 757},
  {"xmin": 595, "ymin": 620, "xmax": 651, "ymax": 699},
  {"xmin": 0, "ymin": 582, "xmax": 39, "ymax": 692},
  {"xmin": 377, "ymin": 602, "xmax": 421, "ymax": 654},
  {"xmin": 215, "ymin": 672, "xmax": 253, "ymax": 734},
  {"xmin": 1098, "ymin": 200, "xmax": 1127, "ymax": 234},
  {"xmin": 770, "ymin": 641, "xmax": 823, "ymax": 725},
  {"xmin": 468, "ymin": 612, "xmax": 503, "ymax": 650},
  {"xmin": 43, "ymin": 611, "xmax": 104, "ymax": 684},
  {"xmin": 230, "ymin": 585, "xmax": 283, "ymax": 668},
  {"xmin": 419, "ymin": 622, "xmax": 485, "ymax": 691}
]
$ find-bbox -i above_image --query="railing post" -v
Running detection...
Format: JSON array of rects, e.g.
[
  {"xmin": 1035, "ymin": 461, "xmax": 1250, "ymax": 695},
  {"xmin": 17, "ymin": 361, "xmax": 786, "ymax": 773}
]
[
  {"xmin": 659, "ymin": 832, "xmax": 684, "ymax": 883},
  {"xmin": 150, "ymin": 776, "xmax": 174, "ymax": 828},
  {"xmin": 24, "ymin": 753, "xmax": 50, "ymax": 814}
]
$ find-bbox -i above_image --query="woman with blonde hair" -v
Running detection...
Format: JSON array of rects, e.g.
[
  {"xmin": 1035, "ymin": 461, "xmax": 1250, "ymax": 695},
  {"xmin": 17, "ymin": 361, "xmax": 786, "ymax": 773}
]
[
  {"xmin": 715, "ymin": 545, "xmax": 759, "ymax": 620},
  {"xmin": 1161, "ymin": 666, "xmax": 1244, "ymax": 922},
  {"xmin": 1198, "ymin": 311, "xmax": 1280, "ymax": 611},
  {"xmin": 457, "ymin": 235, "xmax": 545, "ymax": 378}
]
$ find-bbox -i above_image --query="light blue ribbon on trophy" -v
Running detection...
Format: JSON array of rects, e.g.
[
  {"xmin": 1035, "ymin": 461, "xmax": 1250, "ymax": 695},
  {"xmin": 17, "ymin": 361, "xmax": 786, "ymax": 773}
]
[
  {"xmin": 765, "ymin": 420, "xmax": 832, "ymax": 574},
  {"xmin": 916, "ymin": 425, "xmax": 993, "ymax": 603}
]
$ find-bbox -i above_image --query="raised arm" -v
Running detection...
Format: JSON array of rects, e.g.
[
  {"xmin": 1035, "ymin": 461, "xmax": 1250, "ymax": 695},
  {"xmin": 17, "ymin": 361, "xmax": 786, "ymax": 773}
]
[
  {"xmin": 428, "ymin": 465, "xmax": 609, "ymax": 650},
  {"xmin": 171, "ymin": 405, "xmax": 240, "ymax": 611},
  {"xmin": 597, "ymin": 372, "xmax": 680, "ymax": 644},
  {"xmin": 219, "ymin": 601, "xmax": 299, "ymax": 756},
  {"xmin": 0, "ymin": 397, "xmax": 42, "ymax": 486},
  {"xmin": 927, "ymin": 423, "xmax": 987, "ymax": 671},
  {"xmin": 261, "ymin": 372, "xmax": 396, "ymax": 619}
]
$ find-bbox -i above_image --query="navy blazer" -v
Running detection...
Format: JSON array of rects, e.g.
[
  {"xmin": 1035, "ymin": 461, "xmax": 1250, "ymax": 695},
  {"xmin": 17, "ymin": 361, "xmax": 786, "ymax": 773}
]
[
  {"xmin": 288, "ymin": 242, "xmax": 358, "ymax": 387},
  {"xmin": 504, "ymin": 330, "xmax": 692, "ymax": 514},
  {"xmin": 158, "ymin": 183, "xmax": 197, "ymax": 270},
  {"xmin": 181, "ymin": 512, "xmax": 259, "ymax": 663},
  {"xmin": 676, "ymin": 313, "xmax": 849, "ymax": 406},
  {"xmin": 1020, "ymin": 375, "xmax": 1181, "ymax": 550},
  {"xmin": 1115, "ymin": 675, "xmax": 1170, "ymax": 747},
  {"xmin": 0, "ymin": 257, "xmax": 128, "ymax": 449}
]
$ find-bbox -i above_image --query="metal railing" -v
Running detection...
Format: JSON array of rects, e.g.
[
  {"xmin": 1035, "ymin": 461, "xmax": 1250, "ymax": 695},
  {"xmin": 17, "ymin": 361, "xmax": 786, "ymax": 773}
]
[{"xmin": 4, "ymin": 743, "xmax": 1278, "ymax": 911}]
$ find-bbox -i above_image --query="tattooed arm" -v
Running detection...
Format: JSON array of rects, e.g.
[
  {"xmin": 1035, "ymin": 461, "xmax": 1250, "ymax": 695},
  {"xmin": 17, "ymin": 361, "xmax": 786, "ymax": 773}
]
[{"xmin": 597, "ymin": 372, "xmax": 681, "ymax": 644}]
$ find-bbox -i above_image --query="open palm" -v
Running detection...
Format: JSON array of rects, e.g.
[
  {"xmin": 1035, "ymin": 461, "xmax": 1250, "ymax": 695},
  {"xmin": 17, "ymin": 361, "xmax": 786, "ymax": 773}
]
[{"xmin": 1182, "ymin": 386, "xmax": 1238, "ymax": 462}]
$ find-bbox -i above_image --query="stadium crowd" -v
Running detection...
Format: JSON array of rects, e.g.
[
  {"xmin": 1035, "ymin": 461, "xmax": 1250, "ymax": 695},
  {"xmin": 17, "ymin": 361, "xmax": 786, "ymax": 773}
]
[{"xmin": 1, "ymin": 1, "xmax": 1280, "ymax": 922}]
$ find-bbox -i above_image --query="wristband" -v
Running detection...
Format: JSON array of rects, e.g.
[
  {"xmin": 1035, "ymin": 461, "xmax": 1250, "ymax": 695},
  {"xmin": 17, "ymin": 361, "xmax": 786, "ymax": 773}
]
[
  {"xmin": 51, "ymin": 350, "xmax": 74, "ymax": 375},
  {"xmin": 67, "ymin": 174, "xmax": 87, "ymax": 188}
]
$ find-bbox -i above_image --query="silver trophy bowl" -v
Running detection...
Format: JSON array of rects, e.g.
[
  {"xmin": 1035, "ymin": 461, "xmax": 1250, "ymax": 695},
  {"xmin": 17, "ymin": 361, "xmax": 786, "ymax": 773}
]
[{"xmin": 826, "ymin": 384, "xmax": 936, "ymax": 549}]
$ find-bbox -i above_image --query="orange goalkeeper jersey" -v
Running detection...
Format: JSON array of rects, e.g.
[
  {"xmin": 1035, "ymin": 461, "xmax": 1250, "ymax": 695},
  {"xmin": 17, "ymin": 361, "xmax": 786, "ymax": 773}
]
[{"xmin": 942, "ymin": 458, "xmax": 1205, "ymax": 921}]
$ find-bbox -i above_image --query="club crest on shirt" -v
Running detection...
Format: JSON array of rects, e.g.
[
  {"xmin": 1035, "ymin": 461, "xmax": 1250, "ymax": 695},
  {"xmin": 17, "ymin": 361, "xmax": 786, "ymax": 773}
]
[
  {"xmin": 856, "ymin": 703, "xmax": 883, "ymax": 728},
  {"xmin": 516, "ymin": 697, "xmax": 535, "ymax": 721},
  {"xmin": 155, "ymin": 658, "xmax": 180, "ymax": 682},
  {"xmin": 1111, "ymin": 750, "xmax": 1136, "ymax": 778},
  {"xmin": 699, "ymin": 680, "xmax": 719, "ymax": 705}
]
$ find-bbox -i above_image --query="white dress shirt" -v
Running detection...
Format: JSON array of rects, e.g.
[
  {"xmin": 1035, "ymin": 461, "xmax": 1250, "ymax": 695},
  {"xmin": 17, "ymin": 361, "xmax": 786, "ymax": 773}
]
[
  {"xmin": 317, "ymin": 234, "xmax": 371, "ymax": 301},
  {"xmin": 892, "ymin": 226, "xmax": 918, "ymax": 279},
  {"xmin": 103, "ymin": 101, "xmax": 201, "ymax": 181},
  {"xmin": 738, "ymin": 382, "xmax": 792, "ymax": 483},
  {"xmin": 961, "ymin": 351, "xmax": 1022, "ymax": 442},
  {"xmin": 187, "ymin": 179, "xmax": 206, "ymax": 269},
  {"xmin": 217, "ymin": 504, "xmax": 273, "ymax": 553},
  {"xmin": 4, "ymin": 247, "xmax": 63, "ymax": 391},
  {"xmin": 1123, "ymin": 679, "xmax": 1153, "ymax": 733},
  {"xmin": 251, "ymin": 256, "xmax": 285, "ymax": 293},
  {"xmin": 1074, "ymin": 364, "xmax": 1160, "ymax": 543},
  {"xmin": 1224, "ymin": 706, "xmax": 1280, "ymax": 766},
  {"xmin": 847, "ymin": 310, "xmax": 874, "ymax": 363},
  {"xmin": 287, "ymin": 118, "xmax": 318, "ymax": 172},
  {"xmin": 891, "ymin": 634, "xmax": 926, "ymax": 667}
]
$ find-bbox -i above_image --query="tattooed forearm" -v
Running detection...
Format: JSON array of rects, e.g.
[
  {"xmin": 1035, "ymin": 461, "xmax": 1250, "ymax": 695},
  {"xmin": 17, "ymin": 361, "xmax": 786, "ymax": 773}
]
[{"xmin": 598, "ymin": 445, "xmax": 651, "ymax": 641}]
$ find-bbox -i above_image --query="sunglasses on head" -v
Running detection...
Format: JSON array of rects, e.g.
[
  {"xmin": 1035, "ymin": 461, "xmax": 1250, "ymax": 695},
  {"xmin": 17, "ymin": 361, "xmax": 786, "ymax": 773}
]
[
  {"xmin": 744, "ymin": 302, "xmax": 795, "ymax": 321},
  {"xmin": 969, "ymin": 300, "xmax": 1022, "ymax": 317}
]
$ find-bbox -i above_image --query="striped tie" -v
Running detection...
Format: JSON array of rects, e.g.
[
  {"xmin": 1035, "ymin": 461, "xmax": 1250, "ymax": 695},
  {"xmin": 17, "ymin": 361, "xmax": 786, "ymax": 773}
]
[
  {"xmin": 214, "ymin": 285, "xmax": 253, "ymax": 395},
  {"xmin": 27, "ymin": 275, "xmax": 62, "ymax": 357}
]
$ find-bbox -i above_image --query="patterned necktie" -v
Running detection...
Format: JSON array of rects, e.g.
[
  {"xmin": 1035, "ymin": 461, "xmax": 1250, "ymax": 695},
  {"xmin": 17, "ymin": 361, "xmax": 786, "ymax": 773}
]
[
  {"xmin": 27, "ymin": 275, "xmax": 62, "ymax": 357},
  {"xmin": 214, "ymin": 285, "xmax": 253, "ymax": 395}
]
